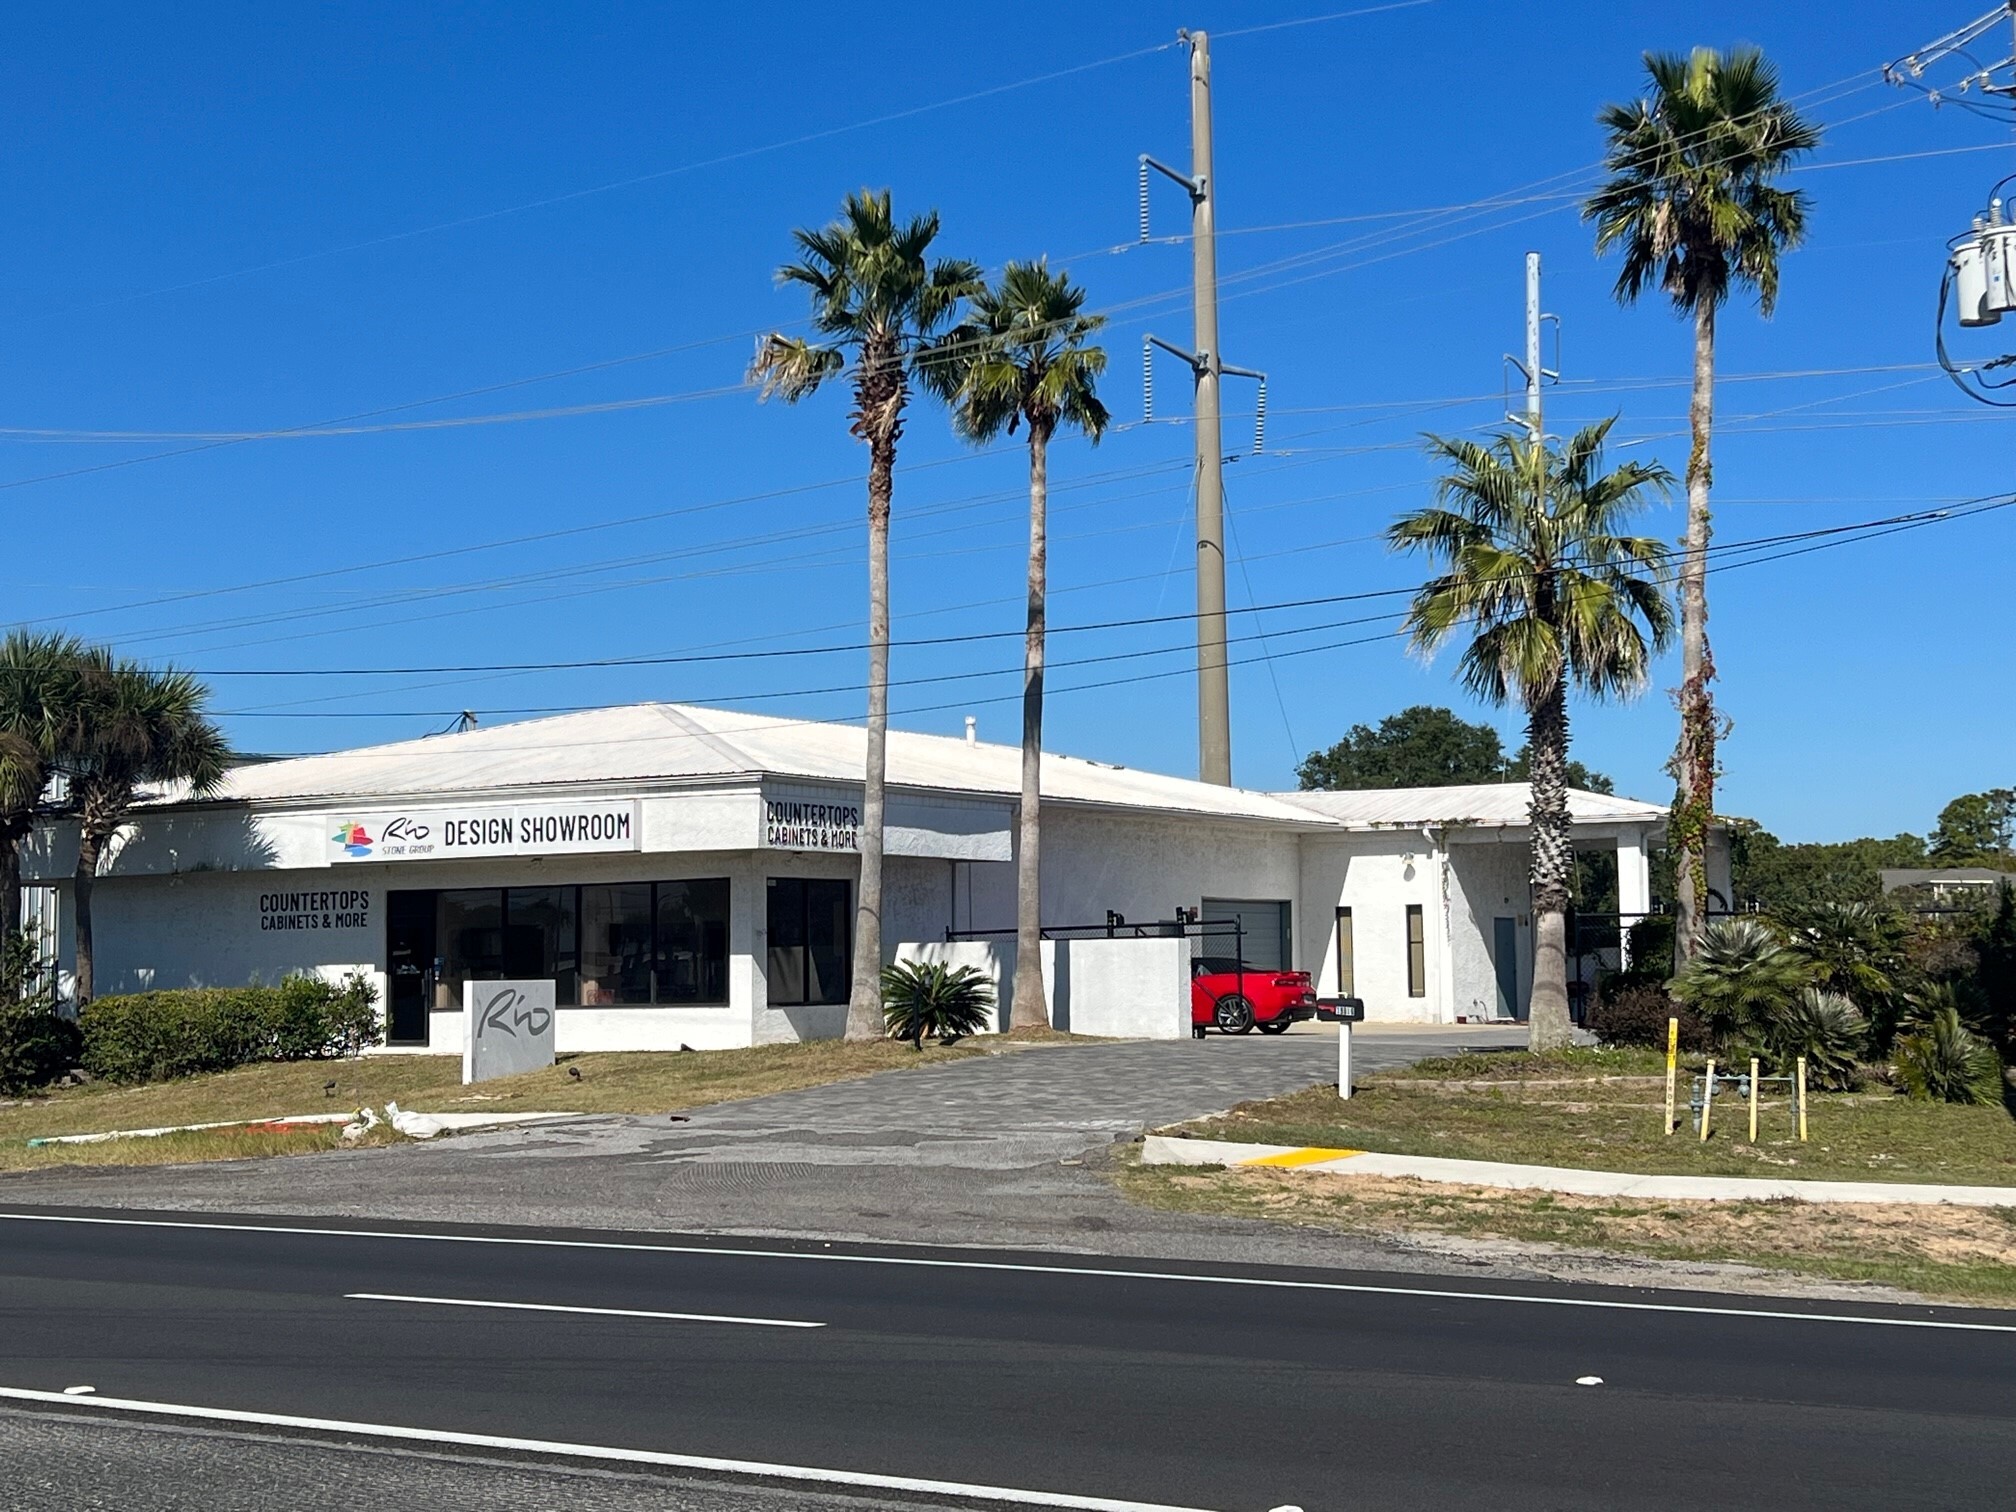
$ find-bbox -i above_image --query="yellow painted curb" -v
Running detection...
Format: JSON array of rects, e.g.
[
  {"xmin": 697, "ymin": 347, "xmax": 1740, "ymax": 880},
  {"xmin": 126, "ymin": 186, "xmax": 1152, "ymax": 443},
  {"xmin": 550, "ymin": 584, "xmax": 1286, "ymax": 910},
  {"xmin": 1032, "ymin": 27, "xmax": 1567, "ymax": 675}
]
[{"xmin": 1244, "ymin": 1146, "xmax": 1363, "ymax": 1168}]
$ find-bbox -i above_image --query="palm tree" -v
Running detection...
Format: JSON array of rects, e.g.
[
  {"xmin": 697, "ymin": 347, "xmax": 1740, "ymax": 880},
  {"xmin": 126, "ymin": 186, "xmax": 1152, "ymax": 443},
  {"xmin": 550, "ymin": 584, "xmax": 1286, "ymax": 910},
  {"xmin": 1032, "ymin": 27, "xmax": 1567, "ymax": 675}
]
[
  {"xmin": 751, "ymin": 190, "xmax": 981, "ymax": 1039},
  {"xmin": 1583, "ymin": 47, "xmax": 1821, "ymax": 969},
  {"xmin": 922, "ymin": 261, "xmax": 1108, "ymax": 1032},
  {"xmin": 0, "ymin": 632, "xmax": 88, "ymax": 943},
  {"xmin": 61, "ymin": 652, "xmax": 231, "ymax": 1003},
  {"xmin": 1390, "ymin": 419, "xmax": 1674, "ymax": 1050}
]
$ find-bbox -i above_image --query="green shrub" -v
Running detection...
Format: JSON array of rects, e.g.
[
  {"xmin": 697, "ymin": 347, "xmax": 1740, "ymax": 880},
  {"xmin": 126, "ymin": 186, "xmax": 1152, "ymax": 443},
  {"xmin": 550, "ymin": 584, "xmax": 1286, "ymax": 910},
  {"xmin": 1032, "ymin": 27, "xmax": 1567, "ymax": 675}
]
[
  {"xmin": 80, "ymin": 972, "xmax": 383, "ymax": 1085},
  {"xmin": 0, "ymin": 929, "xmax": 81, "ymax": 1094},
  {"xmin": 1673, "ymin": 918, "xmax": 1814, "ymax": 1052},
  {"xmin": 880, "ymin": 959, "xmax": 995, "ymax": 1047},
  {"xmin": 1894, "ymin": 1005, "xmax": 2006, "ymax": 1106},
  {"xmin": 1764, "ymin": 988, "xmax": 1867, "ymax": 1091},
  {"xmin": 1587, "ymin": 983, "xmax": 1706, "ymax": 1052}
]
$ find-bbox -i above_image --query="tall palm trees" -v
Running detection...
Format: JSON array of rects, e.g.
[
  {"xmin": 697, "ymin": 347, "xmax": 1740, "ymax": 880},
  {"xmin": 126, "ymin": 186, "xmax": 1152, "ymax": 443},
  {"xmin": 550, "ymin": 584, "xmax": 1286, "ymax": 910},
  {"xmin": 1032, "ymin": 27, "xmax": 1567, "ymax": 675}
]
[
  {"xmin": 752, "ymin": 190, "xmax": 981, "ymax": 1039},
  {"xmin": 1391, "ymin": 419, "xmax": 1674, "ymax": 1050},
  {"xmin": 64, "ymin": 652, "xmax": 230, "ymax": 1003},
  {"xmin": 1583, "ymin": 47, "xmax": 1820, "ymax": 967},
  {"xmin": 924, "ymin": 262, "xmax": 1108, "ymax": 1032}
]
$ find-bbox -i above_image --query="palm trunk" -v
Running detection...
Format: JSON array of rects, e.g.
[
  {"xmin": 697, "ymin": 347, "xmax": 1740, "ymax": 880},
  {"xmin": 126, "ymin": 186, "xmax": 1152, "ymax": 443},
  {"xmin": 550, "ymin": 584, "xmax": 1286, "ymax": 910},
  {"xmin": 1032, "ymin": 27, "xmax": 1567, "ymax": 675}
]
[
  {"xmin": 1010, "ymin": 424, "xmax": 1053, "ymax": 1032},
  {"xmin": 845, "ymin": 430, "xmax": 895, "ymax": 1041},
  {"xmin": 72, "ymin": 827, "xmax": 101, "ymax": 1006},
  {"xmin": 1671, "ymin": 299, "xmax": 1718, "ymax": 972},
  {"xmin": 1525, "ymin": 674, "xmax": 1574, "ymax": 1052}
]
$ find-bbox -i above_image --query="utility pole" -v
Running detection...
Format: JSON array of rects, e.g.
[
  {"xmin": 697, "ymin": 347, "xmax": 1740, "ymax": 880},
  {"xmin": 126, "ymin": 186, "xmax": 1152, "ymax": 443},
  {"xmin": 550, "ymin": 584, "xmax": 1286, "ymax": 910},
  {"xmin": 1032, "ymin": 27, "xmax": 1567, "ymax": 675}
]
[
  {"xmin": 1506, "ymin": 250, "xmax": 1557, "ymax": 443},
  {"xmin": 1141, "ymin": 29, "xmax": 1265, "ymax": 786}
]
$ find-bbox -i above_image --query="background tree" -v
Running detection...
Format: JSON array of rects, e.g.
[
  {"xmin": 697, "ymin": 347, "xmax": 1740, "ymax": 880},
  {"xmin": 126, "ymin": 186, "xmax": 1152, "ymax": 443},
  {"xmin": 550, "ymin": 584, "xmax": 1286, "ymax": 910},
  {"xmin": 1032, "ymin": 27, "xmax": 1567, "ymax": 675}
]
[
  {"xmin": 1391, "ymin": 418, "xmax": 1672, "ymax": 1050},
  {"xmin": 0, "ymin": 633, "xmax": 87, "ymax": 942},
  {"xmin": 1298, "ymin": 706, "xmax": 1615, "ymax": 794},
  {"xmin": 924, "ymin": 260, "xmax": 1107, "ymax": 1032},
  {"xmin": 1929, "ymin": 789, "xmax": 2015, "ymax": 865},
  {"xmin": 1296, "ymin": 705, "xmax": 1506, "ymax": 790},
  {"xmin": 1585, "ymin": 47, "xmax": 1821, "ymax": 969},
  {"xmin": 751, "ymin": 190, "xmax": 980, "ymax": 1039},
  {"xmin": 61, "ymin": 654, "xmax": 230, "ymax": 1003}
]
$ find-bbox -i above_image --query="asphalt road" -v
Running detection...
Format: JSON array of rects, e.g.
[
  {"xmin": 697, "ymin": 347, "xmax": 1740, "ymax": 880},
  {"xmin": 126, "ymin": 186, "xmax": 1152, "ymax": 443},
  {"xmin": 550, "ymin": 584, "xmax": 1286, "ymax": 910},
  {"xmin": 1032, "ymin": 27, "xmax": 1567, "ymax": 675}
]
[{"xmin": 0, "ymin": 1206, "xmax": 2010, "ymax": 1510}]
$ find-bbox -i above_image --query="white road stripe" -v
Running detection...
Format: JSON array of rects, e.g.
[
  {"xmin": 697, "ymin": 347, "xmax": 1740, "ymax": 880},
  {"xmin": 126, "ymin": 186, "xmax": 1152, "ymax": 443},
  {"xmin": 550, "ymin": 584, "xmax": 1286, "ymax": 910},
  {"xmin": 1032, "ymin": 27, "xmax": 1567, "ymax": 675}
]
[
  {"xmin": 2, "ymin": 1210, "xmax": 2011, "ymax": 1335},
  {"xmin": 345, "ymin": 1291, "xmax": 824, "ymax": 1328},
  {"xmin": 0, "ymin": 1386, "xmax": 1219, "ymax": 1512}
]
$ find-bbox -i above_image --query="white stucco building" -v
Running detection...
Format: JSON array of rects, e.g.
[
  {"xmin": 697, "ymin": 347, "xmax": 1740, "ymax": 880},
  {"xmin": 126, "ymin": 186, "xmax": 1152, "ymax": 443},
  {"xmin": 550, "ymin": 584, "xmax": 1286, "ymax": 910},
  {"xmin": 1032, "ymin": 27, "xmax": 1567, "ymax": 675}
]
[{"xmin": 20, "ymin": 702, "xmax": 1718, "ymax": 1048}]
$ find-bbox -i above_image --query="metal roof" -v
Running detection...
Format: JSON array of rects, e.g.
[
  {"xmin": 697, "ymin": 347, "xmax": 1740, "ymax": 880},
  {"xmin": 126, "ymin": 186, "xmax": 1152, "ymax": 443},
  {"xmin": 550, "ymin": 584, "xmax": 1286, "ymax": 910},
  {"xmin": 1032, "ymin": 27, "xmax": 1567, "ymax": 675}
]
[
  {"xmin": 185, "ymin": 702, "xmax": 1334, "ymax": 828},
  {"xmin": 1271, "ymin": 783, "xmax": 1667, "ymax": 831}
]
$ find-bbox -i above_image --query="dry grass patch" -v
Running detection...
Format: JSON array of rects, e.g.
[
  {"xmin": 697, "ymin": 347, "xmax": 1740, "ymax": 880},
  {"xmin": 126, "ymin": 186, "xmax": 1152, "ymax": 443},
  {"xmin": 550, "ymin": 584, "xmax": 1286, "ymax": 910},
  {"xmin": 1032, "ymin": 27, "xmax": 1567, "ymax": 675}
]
[
  {"xmin": 1115, "ymin": 1159, "xmax": 2016, "ymax": 1306},
  {"xmin": 1184, "ymin": 1047, "xmax": 2016, "ymax": 1187}
]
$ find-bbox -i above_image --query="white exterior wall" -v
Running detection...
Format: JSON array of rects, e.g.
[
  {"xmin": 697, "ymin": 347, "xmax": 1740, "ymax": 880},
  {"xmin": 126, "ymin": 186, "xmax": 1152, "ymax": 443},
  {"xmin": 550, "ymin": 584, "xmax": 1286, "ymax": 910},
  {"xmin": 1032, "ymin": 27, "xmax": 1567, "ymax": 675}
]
[
  {"xmin": 1037, "ymin": 808, "xmax": 1302, "ymax": 933},
  {"xmin": 1297, "ymin": 838, "xmax": 1446, "ymax": 1022},
  {"xmin": 1446, "ymin": 840, "xmax": 1533, "ymax": 1023}
]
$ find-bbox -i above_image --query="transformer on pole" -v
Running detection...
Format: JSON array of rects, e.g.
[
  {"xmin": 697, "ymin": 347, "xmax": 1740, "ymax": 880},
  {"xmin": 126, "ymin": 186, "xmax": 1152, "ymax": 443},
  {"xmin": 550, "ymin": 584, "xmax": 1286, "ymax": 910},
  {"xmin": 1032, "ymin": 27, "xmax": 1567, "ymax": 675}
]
[{"xmin": 1887, "ymin": 3, "xmax": 2016, "ymax": 404}]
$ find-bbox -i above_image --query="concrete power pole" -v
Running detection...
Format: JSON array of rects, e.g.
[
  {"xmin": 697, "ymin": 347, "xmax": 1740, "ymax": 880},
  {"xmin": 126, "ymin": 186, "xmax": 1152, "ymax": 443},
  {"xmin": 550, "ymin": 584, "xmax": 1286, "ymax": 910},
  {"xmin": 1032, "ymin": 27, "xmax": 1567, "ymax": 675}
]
[
  {"xmin": 1524, "ymin": 251, "xmax": 1543, "ymax": 442},
  {"xmin": 1142, "ymin": 29, "xmax": 1265, "ymax": 786}
]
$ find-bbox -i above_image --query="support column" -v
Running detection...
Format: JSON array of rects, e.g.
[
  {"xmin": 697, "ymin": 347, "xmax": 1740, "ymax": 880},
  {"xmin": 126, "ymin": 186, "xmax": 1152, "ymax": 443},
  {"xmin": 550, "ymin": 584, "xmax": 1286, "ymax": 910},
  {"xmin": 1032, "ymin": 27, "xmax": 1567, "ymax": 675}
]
[{"xmin": 1617, "ymin": 829, "xmax": 1652, "ymax": 970}]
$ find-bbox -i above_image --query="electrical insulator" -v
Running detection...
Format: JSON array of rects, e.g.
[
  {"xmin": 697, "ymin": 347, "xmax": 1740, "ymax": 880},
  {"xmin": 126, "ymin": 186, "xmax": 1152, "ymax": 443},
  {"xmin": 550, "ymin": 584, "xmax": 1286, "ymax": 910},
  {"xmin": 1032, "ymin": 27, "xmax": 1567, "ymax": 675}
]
[
  {"xmin": 1142, "ymin": 337, "xmax": 1154, "ymax": 422},
  {"xmin": 1252, "ymin": 379, "xmax": 1268, "ymax": 454},
  {"xmin": 1138, "ymin": 158, "xmax": 1151, "ymax": 244}
]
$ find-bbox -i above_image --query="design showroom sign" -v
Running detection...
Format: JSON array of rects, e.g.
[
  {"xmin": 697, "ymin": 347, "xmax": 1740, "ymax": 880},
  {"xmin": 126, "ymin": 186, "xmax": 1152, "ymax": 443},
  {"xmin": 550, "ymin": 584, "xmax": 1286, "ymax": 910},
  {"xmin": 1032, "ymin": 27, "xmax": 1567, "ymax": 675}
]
[{"xmin": 326, "ymin": 801, "xmax": 641, "ymax": 864}]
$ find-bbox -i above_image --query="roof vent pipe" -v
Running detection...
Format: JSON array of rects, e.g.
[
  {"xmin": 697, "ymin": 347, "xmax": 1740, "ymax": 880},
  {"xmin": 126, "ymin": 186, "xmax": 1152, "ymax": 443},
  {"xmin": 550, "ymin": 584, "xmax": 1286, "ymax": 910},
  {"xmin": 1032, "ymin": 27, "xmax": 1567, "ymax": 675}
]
[{"xmin": 964, "ymin": 716, "xmax": 977, "ymax": 747}]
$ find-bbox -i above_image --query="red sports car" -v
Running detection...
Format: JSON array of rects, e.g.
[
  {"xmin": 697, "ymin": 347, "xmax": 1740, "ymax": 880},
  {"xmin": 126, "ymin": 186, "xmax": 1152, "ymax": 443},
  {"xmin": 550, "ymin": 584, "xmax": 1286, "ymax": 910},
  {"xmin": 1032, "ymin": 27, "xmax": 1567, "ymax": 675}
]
[{"xmin": 1190, "ymin": 956, "xmax": 1318, "ymax": 1037}]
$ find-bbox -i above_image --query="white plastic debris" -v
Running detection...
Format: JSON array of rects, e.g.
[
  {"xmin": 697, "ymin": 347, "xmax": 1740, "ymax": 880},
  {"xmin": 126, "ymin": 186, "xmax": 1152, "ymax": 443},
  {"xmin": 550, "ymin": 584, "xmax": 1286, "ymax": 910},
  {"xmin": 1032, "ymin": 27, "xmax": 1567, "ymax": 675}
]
[
  {"xmin": 384, "ymin": 1101, "xmax": 445, "ymax": 1140},
  {"xmin": 340, "ymin": 1106, "xmax": 380, "ymax": 1142}
]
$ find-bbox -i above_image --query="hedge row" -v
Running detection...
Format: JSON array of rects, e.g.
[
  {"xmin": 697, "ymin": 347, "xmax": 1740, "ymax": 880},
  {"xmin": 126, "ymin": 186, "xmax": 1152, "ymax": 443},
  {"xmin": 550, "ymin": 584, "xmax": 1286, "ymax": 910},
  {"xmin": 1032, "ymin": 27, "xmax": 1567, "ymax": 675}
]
[{"xmin": 76, "ymin": 973, "xmax": 382, "ymax": 1085}]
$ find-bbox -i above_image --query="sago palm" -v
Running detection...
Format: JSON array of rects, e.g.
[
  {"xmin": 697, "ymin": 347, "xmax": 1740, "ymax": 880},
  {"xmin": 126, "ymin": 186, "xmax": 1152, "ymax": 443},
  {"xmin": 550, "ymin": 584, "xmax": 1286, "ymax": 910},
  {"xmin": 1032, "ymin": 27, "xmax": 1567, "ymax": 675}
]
[
  {"xmin": 922, "ymin": 261, "xmax": 1108, "ymax": 1032},
  {"xmin": 61, "ymin": 652, "xmax": 231, "ymax": 1003},
  {"xmin": 1390, "ymin": 418, "xmax": 1673, "ymax": 1051},
  {"xmin": 751, "ymin": 189, "xmax": 981, "ymax": 1039},
  {"xmin": 1583, "ymin": 47, "xmax": 1820, "ymax": 968}
]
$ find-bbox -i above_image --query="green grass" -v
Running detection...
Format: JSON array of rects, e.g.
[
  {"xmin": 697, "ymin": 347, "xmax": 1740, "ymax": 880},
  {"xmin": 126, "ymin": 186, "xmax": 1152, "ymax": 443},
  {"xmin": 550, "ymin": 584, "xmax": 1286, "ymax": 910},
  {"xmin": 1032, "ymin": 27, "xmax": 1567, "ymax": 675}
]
[
  {"xmin": 1179, "ymin": 1047, "xmax": 2016, "ymax": 1186},
  {"xmin": 0, "ymin": 1034, "xmax": 1059, "ymax": 1174}
]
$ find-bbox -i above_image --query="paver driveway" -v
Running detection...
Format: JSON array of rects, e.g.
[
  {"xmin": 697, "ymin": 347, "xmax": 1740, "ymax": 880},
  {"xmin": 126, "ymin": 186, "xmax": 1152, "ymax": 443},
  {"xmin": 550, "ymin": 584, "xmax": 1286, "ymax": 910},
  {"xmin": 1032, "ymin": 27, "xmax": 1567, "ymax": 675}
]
[{"xmin": 2, "ymin": 1025, "xmax": 1525, "ymax": 1262}]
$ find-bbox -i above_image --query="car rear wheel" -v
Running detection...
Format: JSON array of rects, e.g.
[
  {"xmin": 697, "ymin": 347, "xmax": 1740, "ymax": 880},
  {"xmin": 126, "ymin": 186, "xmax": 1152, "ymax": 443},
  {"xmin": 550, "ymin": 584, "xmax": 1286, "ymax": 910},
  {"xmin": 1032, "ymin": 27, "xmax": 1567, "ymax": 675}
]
[
  {"xmin": 1257, "ymin": 1019, "xmax": 1291, "ymax": 1035},
  {"xmin": 1214, "ymin": 995, "xmax": 1255, "ymax": 1035}
]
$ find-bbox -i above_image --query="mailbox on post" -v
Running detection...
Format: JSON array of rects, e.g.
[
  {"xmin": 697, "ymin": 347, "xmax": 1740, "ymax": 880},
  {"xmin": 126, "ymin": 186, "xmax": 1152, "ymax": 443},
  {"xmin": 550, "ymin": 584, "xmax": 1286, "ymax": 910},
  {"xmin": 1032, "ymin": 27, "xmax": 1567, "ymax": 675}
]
[{"xmin": 1315, "ymin": 997, "xmax": 1366, "ymax": 1099}]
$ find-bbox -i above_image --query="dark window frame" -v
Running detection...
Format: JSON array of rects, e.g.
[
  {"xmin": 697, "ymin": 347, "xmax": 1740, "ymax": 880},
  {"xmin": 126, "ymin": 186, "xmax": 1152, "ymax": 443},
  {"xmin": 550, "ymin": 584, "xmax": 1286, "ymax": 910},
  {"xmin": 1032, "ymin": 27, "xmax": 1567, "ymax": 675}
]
[
  {"xmin": 395, "ymin": 879, "xmax": 732, "ymax": 1010},
  {"xmin": 1334, "ymin": 906, "xmax": 1355, "ymax": 998},
  {"xmin": 765, "ymin": 875, "xmax": 852, "ymax": 1008},
  {"xmin": 1405, "ymin": 903, "xmax": 1426, "ymax": 998}
]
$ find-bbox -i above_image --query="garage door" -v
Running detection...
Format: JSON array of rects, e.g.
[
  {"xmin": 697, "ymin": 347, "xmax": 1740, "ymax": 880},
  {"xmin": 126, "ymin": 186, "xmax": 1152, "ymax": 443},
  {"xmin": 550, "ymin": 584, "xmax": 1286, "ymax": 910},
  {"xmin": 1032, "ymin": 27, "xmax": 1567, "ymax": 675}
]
[{"xmin": 1200, "ymin": 898, "xmax": 1291, "ymax": 972}]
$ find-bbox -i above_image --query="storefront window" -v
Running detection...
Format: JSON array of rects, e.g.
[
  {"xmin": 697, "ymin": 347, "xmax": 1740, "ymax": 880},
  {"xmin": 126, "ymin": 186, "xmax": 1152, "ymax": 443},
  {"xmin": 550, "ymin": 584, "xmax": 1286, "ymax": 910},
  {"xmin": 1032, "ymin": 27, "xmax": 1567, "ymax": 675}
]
[
  {"xmin": 767, "ymin": 876, "xmax": 850, "ymax": 1007},
  {"xmin": 505, "ymin": 887, "xmax": 577, "ymax": 1003},
  {"xmin": 657, "ymin": 878, "xmax": 729, "ymax": 1004},
  {"xmin": 410, "ymin": 880, "xmax": 728, "ymax": 1010},
  {"xmin": 580, "ymin": 883, "xmax": 653, "ymax": 1005},
  {"xmin": 436, "ymin": 889, "xmax": 504, "ymax": 1010}
]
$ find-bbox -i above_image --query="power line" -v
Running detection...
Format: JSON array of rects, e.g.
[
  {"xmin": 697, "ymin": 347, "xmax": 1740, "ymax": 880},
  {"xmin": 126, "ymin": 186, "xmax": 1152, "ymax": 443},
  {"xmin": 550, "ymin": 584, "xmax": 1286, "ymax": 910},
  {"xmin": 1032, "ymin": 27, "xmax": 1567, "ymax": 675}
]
[{"xmin": 196, "ymin": 496, "xmax": 2015, "ymax": 684}]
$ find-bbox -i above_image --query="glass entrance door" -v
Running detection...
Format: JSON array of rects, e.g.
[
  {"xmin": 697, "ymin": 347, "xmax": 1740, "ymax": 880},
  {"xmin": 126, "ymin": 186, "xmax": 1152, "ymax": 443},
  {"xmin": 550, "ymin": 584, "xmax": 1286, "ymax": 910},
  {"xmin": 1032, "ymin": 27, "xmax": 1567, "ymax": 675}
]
[{"xmin": 386, "ymin": 891, "xmax": 437, "ymax": 1045}]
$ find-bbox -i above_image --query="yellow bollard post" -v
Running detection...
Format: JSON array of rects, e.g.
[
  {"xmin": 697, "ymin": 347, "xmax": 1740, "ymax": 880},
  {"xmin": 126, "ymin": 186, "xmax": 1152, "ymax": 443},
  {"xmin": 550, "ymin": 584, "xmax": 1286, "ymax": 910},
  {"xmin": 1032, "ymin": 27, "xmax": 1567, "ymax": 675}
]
[
  {"xmin": 1663, "ymin": 1017, "xmax": 1679, "ymax": 1136},
  {"xmin": 1748, "ymin": 1056, "xmax": 1760, "ymax": 1143},
  {"xmin": 1797, "ymin": 1057, "xmax": 1809, "ymax": 1142},
  {"xmin": 1699, "ymin": 1058, "xmax": 1715, "ymax": 1142}
]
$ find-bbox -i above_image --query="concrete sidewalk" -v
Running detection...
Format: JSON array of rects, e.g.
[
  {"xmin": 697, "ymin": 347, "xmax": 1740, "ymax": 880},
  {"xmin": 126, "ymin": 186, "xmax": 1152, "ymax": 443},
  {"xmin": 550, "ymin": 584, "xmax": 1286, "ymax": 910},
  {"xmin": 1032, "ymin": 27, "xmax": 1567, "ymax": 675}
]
[{"xmin": 1144, "ymin": 1135, "xmax": 2016, "ymax": 1207}]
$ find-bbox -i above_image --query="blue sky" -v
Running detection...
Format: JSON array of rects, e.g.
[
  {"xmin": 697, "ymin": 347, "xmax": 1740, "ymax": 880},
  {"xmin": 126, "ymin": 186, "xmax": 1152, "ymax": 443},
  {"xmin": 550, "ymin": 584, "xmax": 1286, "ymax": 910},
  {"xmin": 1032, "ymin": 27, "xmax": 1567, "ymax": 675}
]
[{"xmin": 3, "ymin": 1, "xmax": 2009, "ymax": 843}]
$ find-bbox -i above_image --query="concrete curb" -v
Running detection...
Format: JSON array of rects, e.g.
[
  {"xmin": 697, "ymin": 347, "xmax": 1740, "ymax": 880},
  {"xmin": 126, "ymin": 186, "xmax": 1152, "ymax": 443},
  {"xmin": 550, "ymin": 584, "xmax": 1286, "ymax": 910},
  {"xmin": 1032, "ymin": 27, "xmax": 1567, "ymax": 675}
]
[
  {"xmin": 23, "ymin": 1110, "xmax": 588, "ymax": 1148},
  {"xmin": 1141, "ymin": 1135, "xmax": 2016, "ymax": 1208}
]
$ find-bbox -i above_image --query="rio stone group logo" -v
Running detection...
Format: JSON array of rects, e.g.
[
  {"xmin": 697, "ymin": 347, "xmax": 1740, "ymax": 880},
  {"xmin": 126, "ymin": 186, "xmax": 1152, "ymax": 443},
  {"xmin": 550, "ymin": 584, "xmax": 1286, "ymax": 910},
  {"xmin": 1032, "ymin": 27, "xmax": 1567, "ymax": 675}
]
[{"xmin": 332, "ymin": 821, "xmax": 374, "ymax": 858}]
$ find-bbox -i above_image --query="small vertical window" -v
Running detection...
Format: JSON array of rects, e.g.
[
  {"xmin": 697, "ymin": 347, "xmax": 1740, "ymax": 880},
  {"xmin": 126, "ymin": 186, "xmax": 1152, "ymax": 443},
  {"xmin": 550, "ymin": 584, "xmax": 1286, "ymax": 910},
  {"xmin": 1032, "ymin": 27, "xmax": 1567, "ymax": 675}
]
[
  {"xmin": 1334, "ymin": 907, "xmax": 1355, "ymax": 997},
  {"xmin": 1406, "ymin": 904, "xmax": 1426, "ymax": 998}
]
